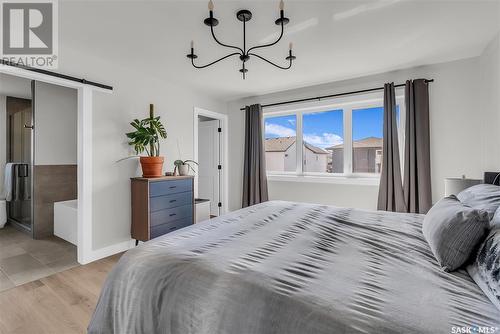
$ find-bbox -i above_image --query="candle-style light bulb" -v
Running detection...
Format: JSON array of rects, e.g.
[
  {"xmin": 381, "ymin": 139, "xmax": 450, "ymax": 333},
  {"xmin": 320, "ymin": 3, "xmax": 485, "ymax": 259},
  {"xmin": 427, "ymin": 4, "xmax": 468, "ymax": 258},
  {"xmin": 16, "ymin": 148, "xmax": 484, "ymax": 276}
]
[
  {"xmin": 191, "ymin": 40, "xmax": 194, "ymax": 49},
  {"xmin": 208, "ymin": 0, "xmax": 214, "ymax": 11},
  {"xmin": 289, "ymin": 42, "xmax": 293, "ymax": 50},
  {"xmin": 279, "ymin": 0, "xmax": 284, "ymax": 10}
]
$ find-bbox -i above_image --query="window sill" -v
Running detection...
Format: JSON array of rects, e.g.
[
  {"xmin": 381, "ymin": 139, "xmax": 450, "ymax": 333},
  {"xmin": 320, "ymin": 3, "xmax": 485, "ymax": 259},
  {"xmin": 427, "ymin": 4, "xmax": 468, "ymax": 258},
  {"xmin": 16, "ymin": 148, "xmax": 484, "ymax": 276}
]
[{"xmin": 266, "ymin": 174, "xmax": 380, "ymax": 186}]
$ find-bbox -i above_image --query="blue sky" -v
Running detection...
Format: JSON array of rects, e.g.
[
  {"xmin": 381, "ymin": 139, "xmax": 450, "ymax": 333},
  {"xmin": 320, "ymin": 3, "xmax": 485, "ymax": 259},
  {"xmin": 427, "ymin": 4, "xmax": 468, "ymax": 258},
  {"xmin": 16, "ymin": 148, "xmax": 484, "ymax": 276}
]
[{"xmin": 265, "ymin": 107, "xmax": 385, "ymax": 149}]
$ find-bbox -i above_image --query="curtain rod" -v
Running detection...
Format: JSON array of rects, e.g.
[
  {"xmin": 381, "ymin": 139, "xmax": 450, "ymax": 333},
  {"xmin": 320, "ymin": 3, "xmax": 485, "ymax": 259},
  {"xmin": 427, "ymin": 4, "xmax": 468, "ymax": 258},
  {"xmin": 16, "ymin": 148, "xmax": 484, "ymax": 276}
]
[
  {"xmin": 0, "ymin": 59, "xmax": 113, "ymax": 91},
  {"xmin": 239, "ymin": 79, "xmax": 434, "ymax": 111}
]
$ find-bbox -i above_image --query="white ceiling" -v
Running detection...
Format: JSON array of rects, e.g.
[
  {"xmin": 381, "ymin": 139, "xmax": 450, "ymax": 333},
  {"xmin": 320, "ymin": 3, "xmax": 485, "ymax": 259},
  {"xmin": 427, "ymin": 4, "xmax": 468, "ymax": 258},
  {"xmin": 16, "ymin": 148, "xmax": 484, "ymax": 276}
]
[{"xmin": 60, "ymin": 0, "xmax": 500, "ymax": 100}]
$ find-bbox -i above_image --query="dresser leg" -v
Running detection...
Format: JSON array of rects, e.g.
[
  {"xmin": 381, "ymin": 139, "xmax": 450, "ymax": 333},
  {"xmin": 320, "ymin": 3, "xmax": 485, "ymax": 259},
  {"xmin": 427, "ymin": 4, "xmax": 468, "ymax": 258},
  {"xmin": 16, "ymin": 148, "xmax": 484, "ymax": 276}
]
[{"xmin": 135, "ymin": 239, "xmax": 139, "ymax": 246}]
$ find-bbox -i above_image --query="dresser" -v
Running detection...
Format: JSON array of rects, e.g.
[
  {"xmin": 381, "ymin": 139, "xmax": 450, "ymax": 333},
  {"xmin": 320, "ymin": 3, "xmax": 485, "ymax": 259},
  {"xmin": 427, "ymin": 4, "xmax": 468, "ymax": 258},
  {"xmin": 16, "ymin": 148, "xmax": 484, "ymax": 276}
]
[{"xmin": 131, "ymin": 176, "xmax": 194, "ymax": 243}]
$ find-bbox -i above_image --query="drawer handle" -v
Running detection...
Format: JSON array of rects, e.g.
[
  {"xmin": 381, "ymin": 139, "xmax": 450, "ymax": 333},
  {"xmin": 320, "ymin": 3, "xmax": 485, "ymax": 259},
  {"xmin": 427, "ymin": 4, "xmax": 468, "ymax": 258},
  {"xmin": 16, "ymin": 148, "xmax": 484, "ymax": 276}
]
[
  {"xmin": 169, "ymin": 213, "xmax": 177, "ymax": 217},
  {"xmin": 169, "ymin": 186, "xmax": 177, "ymax": 189},
  {"xmin": 169, "ymin": 226, "xmax": 177, "ymax": 231},
  {"xmin": 169, "ymin": 199, "xmax": 177, "ymax": 203}
]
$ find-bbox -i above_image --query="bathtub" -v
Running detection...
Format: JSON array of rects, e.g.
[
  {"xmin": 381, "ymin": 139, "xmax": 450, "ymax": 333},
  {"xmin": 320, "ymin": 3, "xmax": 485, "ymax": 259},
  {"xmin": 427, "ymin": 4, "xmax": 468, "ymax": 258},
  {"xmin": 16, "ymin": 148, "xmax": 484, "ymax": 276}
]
[{"xmin": 54, "ymin": 199, "xmax": 77, "ymax": 245}]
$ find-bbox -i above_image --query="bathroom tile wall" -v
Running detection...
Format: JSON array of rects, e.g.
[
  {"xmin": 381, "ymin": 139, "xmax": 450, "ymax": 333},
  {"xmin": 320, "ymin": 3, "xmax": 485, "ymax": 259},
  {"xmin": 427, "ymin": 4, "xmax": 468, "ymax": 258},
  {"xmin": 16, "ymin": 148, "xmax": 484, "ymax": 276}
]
[{"xmin": 33, "ymin": 165, "xmax": 77, "ymax": 238}]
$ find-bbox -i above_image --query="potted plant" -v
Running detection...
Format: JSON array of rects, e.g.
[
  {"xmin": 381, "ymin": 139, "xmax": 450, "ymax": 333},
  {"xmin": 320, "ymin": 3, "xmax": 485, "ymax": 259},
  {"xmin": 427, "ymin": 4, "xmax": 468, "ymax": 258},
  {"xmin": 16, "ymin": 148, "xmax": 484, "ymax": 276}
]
[
  {"xmin": 126, "ymin": 104, "xmax": 167, "ymax": 177},
  {"xmin": 174, "ymin": 160, "xmax": 198, "ymax": 176}
]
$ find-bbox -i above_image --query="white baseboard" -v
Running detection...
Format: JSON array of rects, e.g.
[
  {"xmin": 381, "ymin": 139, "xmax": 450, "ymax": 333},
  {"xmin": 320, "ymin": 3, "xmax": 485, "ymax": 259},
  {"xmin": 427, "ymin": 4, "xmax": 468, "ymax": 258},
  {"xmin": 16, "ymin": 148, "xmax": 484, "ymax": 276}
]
[{"xmin": 79, "ymin": 239, "xmax": 135, "ymax": 264}]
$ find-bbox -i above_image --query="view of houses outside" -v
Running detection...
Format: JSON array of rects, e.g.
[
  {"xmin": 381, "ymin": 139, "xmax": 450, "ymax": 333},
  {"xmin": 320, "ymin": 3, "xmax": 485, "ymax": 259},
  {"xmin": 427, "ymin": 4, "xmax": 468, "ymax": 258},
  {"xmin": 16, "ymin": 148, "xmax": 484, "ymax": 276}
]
[
  {"xmin": 265, "ymin": 137, "xmax": 329, "ymax": 172},
  {"xmin": 264, "ymin": 107, "xmax": 385, "ymax": 174},
  {"xmin": 327, "ymin": 137, "xmax": 383, "ymax": 173}
]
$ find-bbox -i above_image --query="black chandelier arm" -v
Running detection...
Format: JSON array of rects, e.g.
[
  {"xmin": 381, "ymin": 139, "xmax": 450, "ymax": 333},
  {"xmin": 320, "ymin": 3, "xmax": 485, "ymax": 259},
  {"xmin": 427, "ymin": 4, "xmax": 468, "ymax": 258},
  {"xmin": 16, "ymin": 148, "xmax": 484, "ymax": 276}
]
[
  {"xmin": 246, "ymin": 21, "xmax": 284, "ymax": 55},
  {"xmin": 248, "ymin": 52, "xmax": 293, "ymax": 70},
  {"xmin": 191, "ymin": 52, "xmax": 241, "ymax": 69},
  {"xmin": 210, "ymin": 25, "xmax": 244, "ymax": 54}
]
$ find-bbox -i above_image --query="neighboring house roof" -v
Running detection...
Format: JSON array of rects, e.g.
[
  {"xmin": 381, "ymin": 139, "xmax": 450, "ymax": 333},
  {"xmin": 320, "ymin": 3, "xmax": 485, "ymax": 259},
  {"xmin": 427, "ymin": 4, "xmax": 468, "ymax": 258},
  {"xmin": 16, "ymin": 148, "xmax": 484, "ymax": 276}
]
[
  {"xmin": 327, "ymin": 137, "xmax": 383, "ymax": 150},
  {"xmin": 304, "ymin": 142, "xmax": 329, "ymax": 154},
  {"xmin": 265, "ymin": 137, "xmax": 296, "ymax": 152},
  {"xmin": 265, "ymin": 137, "xmax": 329, "ymax": 154}
]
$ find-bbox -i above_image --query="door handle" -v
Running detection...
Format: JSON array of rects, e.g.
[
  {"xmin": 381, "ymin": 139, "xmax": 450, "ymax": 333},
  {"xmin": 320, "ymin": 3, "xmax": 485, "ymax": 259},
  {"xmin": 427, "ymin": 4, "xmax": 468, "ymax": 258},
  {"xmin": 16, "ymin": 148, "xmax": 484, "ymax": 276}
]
[{"xmin": 24, "ymin": 124, "xmax": 34, "ymax": 129}]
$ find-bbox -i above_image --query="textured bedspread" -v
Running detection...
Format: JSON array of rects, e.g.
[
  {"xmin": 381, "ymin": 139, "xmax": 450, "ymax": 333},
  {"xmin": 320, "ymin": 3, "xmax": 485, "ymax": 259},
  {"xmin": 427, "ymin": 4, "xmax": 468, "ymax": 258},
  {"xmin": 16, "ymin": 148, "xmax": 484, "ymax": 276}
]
[{"xmin": 88, "ymin": 201, "xmax": 500, "ymax": 334}]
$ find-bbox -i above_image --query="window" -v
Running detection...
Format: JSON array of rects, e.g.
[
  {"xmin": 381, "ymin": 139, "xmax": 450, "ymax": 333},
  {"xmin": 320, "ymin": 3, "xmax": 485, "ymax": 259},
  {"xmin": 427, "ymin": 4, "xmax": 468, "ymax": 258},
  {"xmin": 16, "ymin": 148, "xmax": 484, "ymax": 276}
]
[
  {"xmin": 352, "ymin": 107, "xmax": 383, "ymax": 174},
  {"xmin": 302, "ymin": 110, "xmax": 343, "ymax": 173},
  {"xmin": 264, "ymin": 114, "xmax": 297, "ymax": 172},
  {"xmin": 263, "ymin": 91, "xmax": 405, "ymax": 181}
]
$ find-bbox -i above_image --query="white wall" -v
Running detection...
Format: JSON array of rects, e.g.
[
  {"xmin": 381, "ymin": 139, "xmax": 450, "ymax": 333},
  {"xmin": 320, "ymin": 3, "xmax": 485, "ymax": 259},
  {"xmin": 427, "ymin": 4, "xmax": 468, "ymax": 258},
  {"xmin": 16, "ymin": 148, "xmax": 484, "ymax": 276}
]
[
  {"xmin": 480, "ymin": 32, "xmax": 500, "ymax": 171},
  {"xmin": 7, "ymin": 2, "xmax": 231, "ymax": 253},
  {"xmin": 0, "ymin": 74, "xmax": 31, "ymax": 99},
  {"xmin": 86, "ymin": 66, "xmax": 226, "ymax": 250},
  {"xmin": 226, "ymin": 56, "xmax": 492, "ymax": 211},
  {"xmin": 268, "ymin": 182, "xmax": 380, "ymax": 210},
  {"xmin": 34, "ymin": 82, "xmax": 77, "ymax": 165}
]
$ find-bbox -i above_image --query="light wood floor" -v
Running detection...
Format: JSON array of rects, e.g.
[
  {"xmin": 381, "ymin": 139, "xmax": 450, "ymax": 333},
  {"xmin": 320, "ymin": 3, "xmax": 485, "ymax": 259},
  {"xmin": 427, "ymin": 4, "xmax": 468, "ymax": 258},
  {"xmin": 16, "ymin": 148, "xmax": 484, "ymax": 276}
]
[{"xmin": 0, "ymin": 253, "xmax": 121, "ymax": 334}]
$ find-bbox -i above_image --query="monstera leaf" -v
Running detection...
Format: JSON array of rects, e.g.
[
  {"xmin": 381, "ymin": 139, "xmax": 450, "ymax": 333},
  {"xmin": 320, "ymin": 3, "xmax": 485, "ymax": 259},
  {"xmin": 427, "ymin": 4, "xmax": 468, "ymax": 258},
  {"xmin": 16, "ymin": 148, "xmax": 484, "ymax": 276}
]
[{"xmin": 126, "ymin": 111, "xmax": 167, "ymax": 157}]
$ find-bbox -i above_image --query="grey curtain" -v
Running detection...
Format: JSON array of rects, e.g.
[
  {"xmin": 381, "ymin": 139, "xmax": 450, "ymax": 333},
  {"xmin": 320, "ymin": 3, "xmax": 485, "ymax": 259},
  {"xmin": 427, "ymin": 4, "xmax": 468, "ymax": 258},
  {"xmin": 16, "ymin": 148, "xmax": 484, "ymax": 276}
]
[
  {"xmin": 403, "ymin": 79, "xmax": 432, "ymax": 213},
  {"xmin": 242, "ymin": 104, "xmax": 269, "ymax": 208},
  {"xmin": 378, "ymin": 83, "xmax": 407, "ymax": 212}
]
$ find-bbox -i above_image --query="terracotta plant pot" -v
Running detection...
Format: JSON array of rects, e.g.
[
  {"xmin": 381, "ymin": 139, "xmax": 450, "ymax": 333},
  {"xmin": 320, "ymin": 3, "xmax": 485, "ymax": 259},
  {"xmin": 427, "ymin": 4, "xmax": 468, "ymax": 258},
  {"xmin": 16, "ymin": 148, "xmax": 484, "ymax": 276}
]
[{"xmin": 140, "ymin": 156, "xmax": 164, "ymax": 178}]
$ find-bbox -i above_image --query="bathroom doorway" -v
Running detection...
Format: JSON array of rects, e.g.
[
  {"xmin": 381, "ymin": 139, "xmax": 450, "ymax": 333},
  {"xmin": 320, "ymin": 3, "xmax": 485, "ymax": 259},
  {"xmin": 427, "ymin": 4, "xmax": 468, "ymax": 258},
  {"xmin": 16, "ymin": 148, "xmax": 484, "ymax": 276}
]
[
  {"xmin": 0, "ymin": 74, "xmax": 79, "ymax": 292},
  {"xmin": 193, "ymin": 108, "xmax": 229, "ymax": 220},
  {"xmin": 5, "ymin": 96, "xmax": 32, "ymax": 232}
]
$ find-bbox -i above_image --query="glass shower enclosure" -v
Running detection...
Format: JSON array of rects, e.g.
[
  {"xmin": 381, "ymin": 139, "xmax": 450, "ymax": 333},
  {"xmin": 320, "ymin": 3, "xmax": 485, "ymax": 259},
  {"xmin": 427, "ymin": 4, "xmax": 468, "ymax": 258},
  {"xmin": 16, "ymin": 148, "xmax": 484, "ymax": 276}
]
[{"xmin": 6, "ymin": 95, "xmax": 33, "ymax": 233}]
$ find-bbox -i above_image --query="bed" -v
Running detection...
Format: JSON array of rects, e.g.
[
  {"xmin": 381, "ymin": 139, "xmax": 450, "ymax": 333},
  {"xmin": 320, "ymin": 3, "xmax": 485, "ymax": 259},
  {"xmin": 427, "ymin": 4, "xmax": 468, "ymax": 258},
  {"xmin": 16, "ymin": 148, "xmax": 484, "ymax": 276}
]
[{"xmin": 88, "ymin": 200, "xmax": 500, "ymax": 334}]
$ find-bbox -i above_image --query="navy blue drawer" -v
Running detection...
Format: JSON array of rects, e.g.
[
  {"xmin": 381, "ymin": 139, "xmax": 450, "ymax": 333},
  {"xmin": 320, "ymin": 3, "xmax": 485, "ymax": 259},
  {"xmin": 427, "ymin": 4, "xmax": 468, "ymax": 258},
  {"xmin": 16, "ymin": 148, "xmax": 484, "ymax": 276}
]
[
  {"xmin": 150, "ymin": 204, "xmax": 193, "ymax": 227},
  {"xmin": 150, "ymin": 218, "xmax": 192, "ymax": 239},
  {"xmin": 150, "ymin": 191, "xmax": 192, "ymax": 212},
  {"xmin": 150, "ymin": 179, "xmax": 191, "ymax": 197}
]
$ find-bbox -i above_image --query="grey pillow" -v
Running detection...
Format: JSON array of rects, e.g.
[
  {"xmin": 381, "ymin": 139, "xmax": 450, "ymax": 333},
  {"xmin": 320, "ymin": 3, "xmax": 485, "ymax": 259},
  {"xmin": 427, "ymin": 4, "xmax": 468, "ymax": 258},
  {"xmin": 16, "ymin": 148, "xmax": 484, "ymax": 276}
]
[
  {"xmin": 466, "ymin": 228, "xmax": 500, "ymax": 312},
  {"xmin": 491, "ymin": 207, "xmax": 500, "ymax": 229},
  {"xmin": 457, "ymin": 184, "xmax": 500, "ymax": 221},
  {"xmin": 422, "ymin": 195, "xmax": 489, "ymax": 272}
]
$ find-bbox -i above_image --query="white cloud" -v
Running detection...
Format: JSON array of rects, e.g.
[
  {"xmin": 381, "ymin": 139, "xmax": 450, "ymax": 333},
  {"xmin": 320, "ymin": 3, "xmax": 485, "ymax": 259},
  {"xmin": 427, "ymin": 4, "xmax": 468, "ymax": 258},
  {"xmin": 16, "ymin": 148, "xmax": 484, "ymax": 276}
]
[
  {"xmin": 303, "ymin": 133, "xmax": 343, "ymax": 148},
  {"xmin": 265, "ymin": 123, "xmax": 296, "ymax": 137}
]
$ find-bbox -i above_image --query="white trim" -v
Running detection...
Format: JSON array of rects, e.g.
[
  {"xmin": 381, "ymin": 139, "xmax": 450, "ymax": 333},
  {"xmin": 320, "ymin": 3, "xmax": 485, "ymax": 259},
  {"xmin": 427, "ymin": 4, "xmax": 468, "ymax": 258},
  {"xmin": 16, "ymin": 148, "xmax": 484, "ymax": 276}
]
[
  {"xmin": 77, "ymin": 86, "xmax": 92, "ymax": 264},
  {"xmin": 193, "ymin": 107, "xmax": 229, "ymax": 215},
  {"xmin": 296, "ymin": 113, "xmax": 303, "ymax": 174},
  {"xmin": 267, "ymin": 174, "xmax": 380, "ymax": 186},
  {"xmin": 84, "ymin": 240, "xmax": 135, "ymax": 263},
  {"xmin": 262, "ymin": 89, "xmax": 406, "ymax": 183},
  {"xmin": 0, "ymin": 64, "xmax": 113, "ymax": 265},
  {"xmin": 344, "ymin": 107, "xmax": 353, "ymax": 173}
]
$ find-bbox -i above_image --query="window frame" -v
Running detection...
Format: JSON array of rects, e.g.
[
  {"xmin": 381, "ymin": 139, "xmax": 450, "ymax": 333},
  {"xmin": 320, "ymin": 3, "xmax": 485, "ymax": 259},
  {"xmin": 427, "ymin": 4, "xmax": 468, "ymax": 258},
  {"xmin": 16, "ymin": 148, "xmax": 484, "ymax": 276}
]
[{"xmin": 263, "ymin": 89, "xmax": 405, "ymax": 183}]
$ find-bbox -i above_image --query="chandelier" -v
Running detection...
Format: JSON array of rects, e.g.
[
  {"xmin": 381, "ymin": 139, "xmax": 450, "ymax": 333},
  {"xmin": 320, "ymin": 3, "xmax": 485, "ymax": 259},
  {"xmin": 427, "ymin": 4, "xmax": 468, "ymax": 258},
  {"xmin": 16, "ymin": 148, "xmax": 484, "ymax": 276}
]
[{"xmin": 187, "ymin": 0, "xmax": 296, "ymax": 79}]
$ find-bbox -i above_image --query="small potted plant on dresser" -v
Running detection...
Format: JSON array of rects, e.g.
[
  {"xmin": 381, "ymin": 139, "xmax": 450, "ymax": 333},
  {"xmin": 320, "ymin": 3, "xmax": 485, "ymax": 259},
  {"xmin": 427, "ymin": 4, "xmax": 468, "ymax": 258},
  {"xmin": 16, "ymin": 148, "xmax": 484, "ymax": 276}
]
[
  {"xmin": 126, "ymin": 104, "xmax": 167, "ymax": 177},
  {"xmin": 174, "ymin": 160, "xmax": 198, "ymax": 176}
]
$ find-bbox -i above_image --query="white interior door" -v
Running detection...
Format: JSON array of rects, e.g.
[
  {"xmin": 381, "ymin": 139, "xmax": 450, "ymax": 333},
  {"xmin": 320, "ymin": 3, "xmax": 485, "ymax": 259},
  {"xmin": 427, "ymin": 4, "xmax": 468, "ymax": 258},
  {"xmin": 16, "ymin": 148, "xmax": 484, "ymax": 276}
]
[{"xmin": 198, "ymin": 119, "xmax": 220, "ymax": 216}]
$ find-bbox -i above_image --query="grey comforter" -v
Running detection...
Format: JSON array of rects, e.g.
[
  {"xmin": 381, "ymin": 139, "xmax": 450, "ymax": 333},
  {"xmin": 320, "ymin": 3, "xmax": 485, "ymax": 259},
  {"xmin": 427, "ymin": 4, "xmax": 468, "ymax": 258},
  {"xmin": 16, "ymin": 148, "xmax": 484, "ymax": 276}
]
[{"xmin": 88, "ymin": 201, "xmax": 500, "ymax": 334}]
